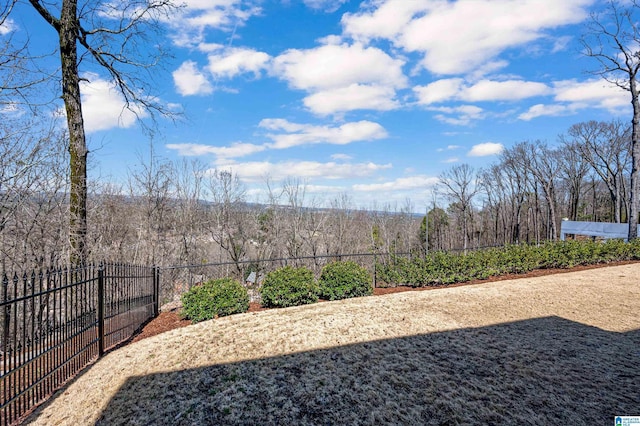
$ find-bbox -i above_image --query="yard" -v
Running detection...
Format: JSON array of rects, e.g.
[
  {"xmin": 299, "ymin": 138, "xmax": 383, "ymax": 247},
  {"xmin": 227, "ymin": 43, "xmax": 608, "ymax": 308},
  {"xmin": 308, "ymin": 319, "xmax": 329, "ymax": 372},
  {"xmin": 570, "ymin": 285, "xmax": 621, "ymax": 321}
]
[{"xmin": 26, "ymin": 263, "xmax": 640, "ymax": 425}]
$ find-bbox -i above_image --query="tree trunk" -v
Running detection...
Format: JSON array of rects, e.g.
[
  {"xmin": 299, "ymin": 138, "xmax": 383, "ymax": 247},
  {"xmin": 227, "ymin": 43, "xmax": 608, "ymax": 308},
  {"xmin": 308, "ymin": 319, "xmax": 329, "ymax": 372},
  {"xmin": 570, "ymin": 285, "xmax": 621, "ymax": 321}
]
[
  {"xmin": 547, "ymin": 185, "xmax": 558, "ymax": 240},
  {"xmin": 59, "ymin": 0, "xmax": 88, "ymax": 265},
  {"xmin": 629, "ymin": 78, "xmax": 640, "ymax": 240}
]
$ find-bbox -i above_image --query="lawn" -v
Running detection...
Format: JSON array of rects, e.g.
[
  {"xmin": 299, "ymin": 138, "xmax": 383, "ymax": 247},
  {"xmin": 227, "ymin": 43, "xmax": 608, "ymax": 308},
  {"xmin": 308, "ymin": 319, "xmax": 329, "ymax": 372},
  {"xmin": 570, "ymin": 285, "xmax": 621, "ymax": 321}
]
[{"xmin": 27, "ymin": 263, "xmax": 640, "ymax": 425}]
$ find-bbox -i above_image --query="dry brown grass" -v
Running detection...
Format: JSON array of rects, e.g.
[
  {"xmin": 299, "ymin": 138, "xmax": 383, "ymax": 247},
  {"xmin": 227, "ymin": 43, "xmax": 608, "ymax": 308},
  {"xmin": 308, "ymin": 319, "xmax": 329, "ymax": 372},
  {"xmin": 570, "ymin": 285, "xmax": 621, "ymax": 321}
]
[{"xmin": 27, "ymin": 264, "xmax": 640, "ymax": 425}]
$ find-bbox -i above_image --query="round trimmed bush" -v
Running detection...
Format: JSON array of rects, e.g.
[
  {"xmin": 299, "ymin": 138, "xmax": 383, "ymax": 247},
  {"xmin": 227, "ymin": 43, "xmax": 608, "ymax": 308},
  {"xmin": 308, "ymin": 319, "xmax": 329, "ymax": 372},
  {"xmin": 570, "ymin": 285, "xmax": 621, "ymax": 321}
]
[
  {"xmin": 260, "ymin": 266, "xmax": 318, "ymax": 308},
  {"xmin": 181, "ymin": 278, "xmax": 249, "ymax": 323},
  {"xmin": 318, "ymin": 261, "xmax": 372, "ymax": 300}
]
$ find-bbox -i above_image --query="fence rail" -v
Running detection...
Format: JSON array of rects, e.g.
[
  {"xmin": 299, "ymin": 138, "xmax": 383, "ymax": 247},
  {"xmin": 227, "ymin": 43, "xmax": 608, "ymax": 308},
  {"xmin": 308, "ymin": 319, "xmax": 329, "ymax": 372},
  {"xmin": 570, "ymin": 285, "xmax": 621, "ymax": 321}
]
[
  {"xmin": 0, "ymin": 263, "xmax": 158, "ymax": 426},
  {"xmin": 159, "ymin": 246, "xmax": 504, "ymax": 305},
  {"xmin": 160, "ymin": 252, "xmax": 408, "ymax": 305},
  {"xmin": 0, "ymin": 246, "xmax": 498, "ymax": 425}
]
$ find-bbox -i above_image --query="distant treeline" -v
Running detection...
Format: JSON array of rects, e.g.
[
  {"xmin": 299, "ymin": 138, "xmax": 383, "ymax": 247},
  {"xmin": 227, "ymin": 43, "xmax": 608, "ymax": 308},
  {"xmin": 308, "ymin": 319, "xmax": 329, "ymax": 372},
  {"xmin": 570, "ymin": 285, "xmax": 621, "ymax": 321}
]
[{"xmin": 0, "ymin": 118, "xmax": 634, "ymax": 271}]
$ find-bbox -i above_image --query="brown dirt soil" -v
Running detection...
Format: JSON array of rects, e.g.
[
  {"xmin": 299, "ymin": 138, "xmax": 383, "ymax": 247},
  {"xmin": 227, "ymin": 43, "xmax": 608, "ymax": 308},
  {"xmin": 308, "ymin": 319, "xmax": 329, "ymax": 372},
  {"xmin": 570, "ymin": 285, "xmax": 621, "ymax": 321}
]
[{"xmin": 26, "ymin": 262, "xmax": 640, "ymax": 425}]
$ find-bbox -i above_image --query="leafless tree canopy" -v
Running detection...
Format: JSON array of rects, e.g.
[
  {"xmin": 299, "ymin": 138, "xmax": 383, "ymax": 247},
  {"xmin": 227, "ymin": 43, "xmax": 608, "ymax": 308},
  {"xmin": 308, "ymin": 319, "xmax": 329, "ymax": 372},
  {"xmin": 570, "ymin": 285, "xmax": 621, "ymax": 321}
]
[
  {"xmin": 0, "ymin": 116, "xmax": 635, "ymax": 279},
  {"xmin": 3, "ymin": 0, "xmax": 179, "ymax": 266},
  {"xmin": 583, "ymin": 0, "xmax": 640, "ymax": 239}
]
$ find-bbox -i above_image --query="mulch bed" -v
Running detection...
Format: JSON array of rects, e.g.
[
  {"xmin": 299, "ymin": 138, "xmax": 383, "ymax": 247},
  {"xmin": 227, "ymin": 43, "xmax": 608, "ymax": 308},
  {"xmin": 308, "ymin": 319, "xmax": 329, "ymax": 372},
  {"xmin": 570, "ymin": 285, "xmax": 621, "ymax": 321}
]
[{"xmin": 132, "ymin": 260, "xmax": 639, "ymax": 343}]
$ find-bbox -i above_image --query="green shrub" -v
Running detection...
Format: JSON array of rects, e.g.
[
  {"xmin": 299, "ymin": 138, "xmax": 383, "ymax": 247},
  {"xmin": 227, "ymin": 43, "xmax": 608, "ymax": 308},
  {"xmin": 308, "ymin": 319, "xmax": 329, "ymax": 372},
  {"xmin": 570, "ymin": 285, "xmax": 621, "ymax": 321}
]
[
  {"xmin": 374, "ymin": 257, "xmax": 400, "ymax": 287},
  {"xmin": 181, "ymin": 278, "xmax": 249, "ymax": 323},
  {"xmin": 260, "ymin": 266, "xmax": 318, "ymax": 308},
  {"xmin": 601, "ymin": 238, "xmax": 633, "ymax": 261},
  {"xmin": 318, "ymin": 261, "xmax": 373, "ymax": 300},
  {"xmin": 629, "ymin": 238, "xmax": 640, "ymax": 259},
  {"xmin": 375, "ymin": 239, "xmax": 640, "ymax": 288}
]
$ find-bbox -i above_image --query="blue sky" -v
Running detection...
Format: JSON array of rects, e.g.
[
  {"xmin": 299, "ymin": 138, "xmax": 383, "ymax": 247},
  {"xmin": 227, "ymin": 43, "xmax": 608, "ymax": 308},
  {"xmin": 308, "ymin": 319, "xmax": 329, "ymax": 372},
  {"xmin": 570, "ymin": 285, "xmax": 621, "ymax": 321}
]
[{"xmin": 2, "ymin": 0, "xmax": 631, "ymax": 210}]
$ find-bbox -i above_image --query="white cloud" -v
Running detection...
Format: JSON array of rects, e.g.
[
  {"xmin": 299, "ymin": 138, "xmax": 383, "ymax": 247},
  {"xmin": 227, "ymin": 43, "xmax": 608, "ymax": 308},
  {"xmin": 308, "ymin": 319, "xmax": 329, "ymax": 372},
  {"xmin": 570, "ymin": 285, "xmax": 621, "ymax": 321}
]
[
  {"xmin": 353, "ymin": 175, "xmax": 438, "ymax": 192},
  {"xmin": 414, "ymin": 78, "xmax": 550, "ymax": 105},
  {"xmin": 553, "ymin": 79, "xmax": 628, "ymax": 111},
  {"xmin": 344, "ymin": 0, "xmax": 591, "ymax": 76},
  {"xmin": 0, "ymin": 103, "xmax": 23, "ymax": 116},
  {"xmin": 518, "ymin": 79, "xmax": 629, "ymax": 120},
  {"xmin": 551, "ymin": 35, "xmax": 573, "ymax": 53},
  {"xmin": 465, "ymin": 80, "xmax": 551, "ymax": 102},
  {"xmin": 303, "ymin": 0, "xmax": 349, "ymax": 12},
  {"xmin": 443, "ymin": 157, "xmax": 460, "ymax": 163},
  {"xmin": 0, "ymin": 18, "xmax": 15, "ymax": 35},
  {"xmin": 173, "ymin": 61, "xmax": 213, "ymax": 96},
  {"xmin": 271, "ymin": 42, "xmax": 407, "ymax": 115},
  {"xmin": 273, "ymin": 42, "xmax": 406, "ymax": 91},
  {"xmin": 518, "ymin": 103, "xmax": 573, "ymax": 121},
  {"xmin": 414, "ymin": 79, "xmax": 463, "ymax": 105},
  {"xmin": 331, "ymin": 153, "xmax": 352, "ymax": 160},
  {"xmin": 216, "ymin": 160, "xmax": 392, "ymax": 182},
  {"xmin": 166, "ymin": 142, "xmax": 265, "ymax": 158},
  {"xmin": 259, "ymin": 119, "xmax": 388, "ymax": 149},
  {"xmin": 437, "ymin": 145, "xmax": 461, "ymax": 152},
  {"xmin": 305, "ymin": 184, "xmax": 347, "ymax": 194},
  {"xmin": 406, "ymin": 0, "xmax": 591, "ymax": 75},
  {"xmin": 271, "ymin": 42, "xmax": 406, "ymax": 114},
  {"xmin": 207, "ymin": 47, "xmax": 271, "ymax": 78},
  {"xmin": 79, "ymin": 74, "xmax": 147, "ymax": 133},
  {"xmin": 166, "ymin": 103, "xmax": 183, "ymax": 112},
  {"xmin": 196, "ymin": 42, "xmax": 225, "ymax": 53},
  {"xmin": 170, "ymin": 1, "xmax": 262, "ymax": 48},
  {"xmin": 342, "ymin": 0, "xmax": 428, "ymax": 42},
  {"xmin": 468, "ymin": 142, "xmax": 504, "ymax": 157},
  {"xmin": 172, "ymin": 46, "xmax": 270, "ymax": 96},
  {"xmin": 468, "ymin": 60, "xmax": 510, "ymax": 80},
  {"xmin": 317, "ymin": 34, "xmax": 343, "ymax": 45},
  {"xmin": 429, "ymin": 105, "xmax": 485, "ymax": 126},
  {"xmin": 303, "ymin": 84, "xmax": 399, "ymax": 115}
]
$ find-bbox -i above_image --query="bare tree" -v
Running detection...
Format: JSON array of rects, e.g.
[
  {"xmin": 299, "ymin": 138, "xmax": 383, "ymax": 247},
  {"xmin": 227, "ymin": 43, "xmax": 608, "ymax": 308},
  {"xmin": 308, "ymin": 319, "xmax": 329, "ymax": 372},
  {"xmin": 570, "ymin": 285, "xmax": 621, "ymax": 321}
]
[
  {"xmin": 206, "ymin": 170, "xmax": 249, "ymax": 276},
  {"xmin": 128, "ymin": 145, "xmax": 174, "ymax": 265},
  {"xmin": 15, "ymin": 0, "xmax": 177, "ymax": 264},
  {"xmin": 479, "ymin": 165, "xmax": 509, "ymax": 245},
  {"xmin": 583, "ymin": 0, "xmax": 640, "ymax": 239},
  {"xmin": 324, "ymin": 193, "xmax": 355, "ymax": 256},
  {"xmin": 173, "ymin": 159, "xmax": 207, "ymax": 265},
  {"xmin": 0, "ymin": 117, "xmax": 69, "ymax": 269},
  {"xmin": 88, "ymin": 182, "xmax": 133, "ymax": 262},
  {"xmin": 564, "ymin": 120, "xmax": 630, "ymax": 222},
  {"xmin": 281, "ymin": 178, "xmax": 306, "ymax": 260},
  {"xmin": 300, "ymin": 196, "xmax": 326, "ymax": 264},
  {"xmin": 557, "ymin": 140, "xmax": 591, "ymax": 222},
  {"xmin": 439, "ymin": 164, "xmax": 479, "ymax": 251},
  {"xmin": 510, "ymin": 141, "xmax": 562, "ymax": 240},
  {"xmin": 365, "ymin": 202, "xmax": 393, "ymax": 254}
]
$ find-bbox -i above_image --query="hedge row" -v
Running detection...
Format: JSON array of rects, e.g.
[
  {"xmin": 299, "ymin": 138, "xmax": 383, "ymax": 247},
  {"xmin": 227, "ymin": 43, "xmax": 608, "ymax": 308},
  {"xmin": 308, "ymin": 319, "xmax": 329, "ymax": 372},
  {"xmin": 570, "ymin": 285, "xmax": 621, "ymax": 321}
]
[
  {"xmin": 376, "ymin": 239, "xmax": 640, "ymax": 288},
  {"xmin": 180, "ymin": 240, "xmax": 640, "ymax": 321}
]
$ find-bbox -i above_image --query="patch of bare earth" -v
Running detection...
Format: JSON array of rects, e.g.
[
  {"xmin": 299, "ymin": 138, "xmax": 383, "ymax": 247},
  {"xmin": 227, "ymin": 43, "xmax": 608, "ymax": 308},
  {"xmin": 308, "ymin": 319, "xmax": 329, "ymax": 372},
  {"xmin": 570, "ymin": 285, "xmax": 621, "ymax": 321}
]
[{"xmin": 27, "ymin": 263, "xmax": 640, "ymax": 425}]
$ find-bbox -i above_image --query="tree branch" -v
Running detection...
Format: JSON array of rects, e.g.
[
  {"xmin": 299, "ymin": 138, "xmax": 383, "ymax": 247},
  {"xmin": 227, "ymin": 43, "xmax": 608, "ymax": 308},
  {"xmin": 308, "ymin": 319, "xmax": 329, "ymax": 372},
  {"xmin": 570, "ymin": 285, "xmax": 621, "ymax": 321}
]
[{"xmin": 27, "ymin": 0, "xmax": 61, "ymax": 31}]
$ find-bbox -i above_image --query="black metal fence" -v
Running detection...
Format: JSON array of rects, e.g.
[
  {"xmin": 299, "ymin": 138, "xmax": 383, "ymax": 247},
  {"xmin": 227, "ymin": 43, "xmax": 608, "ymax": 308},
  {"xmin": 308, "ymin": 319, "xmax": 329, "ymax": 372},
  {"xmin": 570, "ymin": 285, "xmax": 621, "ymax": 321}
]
[
  {"xmin": 159, "ymin": 247, "xmax": 501, "ymax": 306},
  {"xmin": 0, "ymin": 263, "xmax": 159, "ymax": 426},
  {"xmin": 160, "ymin": 252, "xmax": 398, "ymax": 305}
]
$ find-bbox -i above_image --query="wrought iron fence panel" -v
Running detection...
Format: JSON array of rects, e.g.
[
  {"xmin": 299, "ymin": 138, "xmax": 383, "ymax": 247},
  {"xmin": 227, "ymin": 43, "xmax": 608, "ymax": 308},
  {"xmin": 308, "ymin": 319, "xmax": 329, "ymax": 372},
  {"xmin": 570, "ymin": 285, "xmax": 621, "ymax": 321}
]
[{"xmin": 0, "ymin": 263, "xmax": 158, "ymax": 426}]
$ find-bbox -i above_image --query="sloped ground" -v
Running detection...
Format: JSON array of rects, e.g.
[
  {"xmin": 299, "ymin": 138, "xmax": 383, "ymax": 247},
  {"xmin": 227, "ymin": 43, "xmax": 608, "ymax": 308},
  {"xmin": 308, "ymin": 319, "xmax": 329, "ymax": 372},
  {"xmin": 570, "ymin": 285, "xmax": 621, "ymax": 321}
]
[{"xmin": 27, "ymin": 264, "xmax": 640, "ymax": 425}]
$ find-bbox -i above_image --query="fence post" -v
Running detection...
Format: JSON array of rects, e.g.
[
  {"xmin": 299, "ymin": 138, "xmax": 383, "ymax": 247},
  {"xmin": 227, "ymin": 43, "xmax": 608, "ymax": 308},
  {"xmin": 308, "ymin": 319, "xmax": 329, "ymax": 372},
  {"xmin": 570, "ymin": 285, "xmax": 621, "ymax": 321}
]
[
  {"xmin": 98, "ymin": 264, "xmax": 105, "ymax": 357},
  {"xmin": 2, "ymin": 272, "xmax": 9, "ymax": 354},
  {"xmin": 153, "ymin": 267, "xmax": 160, "ymax": 317},
  {"xmin": 373, "ymin": 253, "xmax": 377, "ymax": 289}
]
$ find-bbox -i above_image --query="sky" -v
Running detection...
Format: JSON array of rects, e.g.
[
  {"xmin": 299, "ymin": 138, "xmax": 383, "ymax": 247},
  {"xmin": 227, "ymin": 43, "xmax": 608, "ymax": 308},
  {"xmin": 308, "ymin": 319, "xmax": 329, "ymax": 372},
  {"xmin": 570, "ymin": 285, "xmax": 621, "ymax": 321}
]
[{"xmin": 1, "ymin": 0, "xmax": 632, "ymax": 211}]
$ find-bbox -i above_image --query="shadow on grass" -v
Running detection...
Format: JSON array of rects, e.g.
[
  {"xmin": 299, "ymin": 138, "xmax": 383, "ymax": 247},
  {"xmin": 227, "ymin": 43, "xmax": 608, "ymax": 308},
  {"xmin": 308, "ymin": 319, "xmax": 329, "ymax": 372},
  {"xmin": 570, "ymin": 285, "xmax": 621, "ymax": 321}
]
[{"xmin": 96, "ymin": 316, "xmax": 639, "ymax": 425}]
